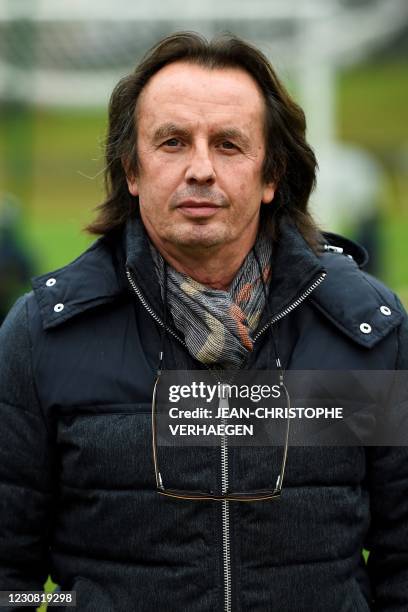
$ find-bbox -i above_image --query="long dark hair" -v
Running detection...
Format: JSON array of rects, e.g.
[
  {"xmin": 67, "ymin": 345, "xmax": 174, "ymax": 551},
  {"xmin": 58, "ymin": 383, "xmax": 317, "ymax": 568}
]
[{"xmin": 86, "ymin": 31, "xmax": 320, "ymax": 248}]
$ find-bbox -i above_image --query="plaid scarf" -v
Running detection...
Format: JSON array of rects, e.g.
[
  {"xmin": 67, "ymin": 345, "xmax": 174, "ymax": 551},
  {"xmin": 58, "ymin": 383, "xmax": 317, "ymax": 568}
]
[{"xmin": 150, "ymin": 233, "xmax": 272, "ymax": 369}]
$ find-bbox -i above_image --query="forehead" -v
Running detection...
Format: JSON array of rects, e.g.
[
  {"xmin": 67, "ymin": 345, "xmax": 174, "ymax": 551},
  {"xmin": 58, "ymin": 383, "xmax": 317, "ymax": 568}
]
[{"xmin": 135, "ymin": 61, "xmax": 266, "ymax": 131}]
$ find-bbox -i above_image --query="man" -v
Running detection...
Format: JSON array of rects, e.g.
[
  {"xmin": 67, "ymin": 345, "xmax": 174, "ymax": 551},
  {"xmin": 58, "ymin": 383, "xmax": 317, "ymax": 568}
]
[{"xmin": 0, "ymin": 32, "xmax": 407, "ymax": 611}]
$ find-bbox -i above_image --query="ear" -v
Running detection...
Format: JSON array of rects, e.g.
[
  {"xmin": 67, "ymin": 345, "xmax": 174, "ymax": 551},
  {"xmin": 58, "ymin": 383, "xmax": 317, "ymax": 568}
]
[
  {"xmin": 126, "ymin": 174, "xmax": 139, "ymax": 197},
  {"xmin": 122, "ymin": 157, "xmax": 139, "ymax": 197},
  {"xmin": 261, "ymin": 181, "xmax": 276, "ymax": 205}
]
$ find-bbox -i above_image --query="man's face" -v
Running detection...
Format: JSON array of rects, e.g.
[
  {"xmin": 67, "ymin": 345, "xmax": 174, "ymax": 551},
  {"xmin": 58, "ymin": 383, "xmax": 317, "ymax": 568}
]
[{"xmin": 126, "ymin": 61, "xmax": 275, "ymax": 254}]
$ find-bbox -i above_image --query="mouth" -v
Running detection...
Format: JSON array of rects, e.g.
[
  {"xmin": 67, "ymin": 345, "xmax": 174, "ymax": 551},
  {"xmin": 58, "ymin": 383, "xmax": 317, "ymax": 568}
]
[{"xmin": 176, "ymin": 200, "xmax": 222, "ymax": 218}]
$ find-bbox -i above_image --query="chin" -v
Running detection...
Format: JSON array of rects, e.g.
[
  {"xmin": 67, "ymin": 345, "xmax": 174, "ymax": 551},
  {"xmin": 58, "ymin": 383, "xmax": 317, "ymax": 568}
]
[
  {"xmin": 168, "ymin": 225, "xmax": 229, "ymax": 249},
  {"xmin": 174, "ymin": 236, "xmax": 225, "ymax": 250}
]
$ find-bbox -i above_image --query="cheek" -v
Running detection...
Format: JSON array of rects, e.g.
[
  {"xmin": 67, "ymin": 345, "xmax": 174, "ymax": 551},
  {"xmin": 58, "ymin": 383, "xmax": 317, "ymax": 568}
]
[
  {"xmin": 137, "ymin": 175, "xmax": 177, "ymax": 215},
  {"xmin": 136, "ymin": 181, "xmax": 156, "ymax": 212},
  {"xmin": 143, "ymin": 162, "xmax": 181, "ymax": 194},
  {"xmin": 234, "ymin": 169, "xmax": 264, "ymax": 199}
]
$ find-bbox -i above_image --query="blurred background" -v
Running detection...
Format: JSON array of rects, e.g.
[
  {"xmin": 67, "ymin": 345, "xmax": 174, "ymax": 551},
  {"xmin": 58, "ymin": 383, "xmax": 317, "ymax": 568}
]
[{"xmin": 1, "ymin": 0, "xmax": 407, "ymax": 322}]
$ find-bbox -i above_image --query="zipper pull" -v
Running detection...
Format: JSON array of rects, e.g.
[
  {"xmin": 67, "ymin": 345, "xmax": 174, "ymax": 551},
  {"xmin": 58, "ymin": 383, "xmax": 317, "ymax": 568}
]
[{"xmin": 219, "ymin": 384, "xmax": 230, "ymax": 411}]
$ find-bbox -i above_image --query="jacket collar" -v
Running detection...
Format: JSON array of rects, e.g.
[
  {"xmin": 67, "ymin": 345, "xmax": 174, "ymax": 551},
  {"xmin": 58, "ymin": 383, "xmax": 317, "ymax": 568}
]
[
  {"xmin": 32, "ymin": 214, "xmax": 401, "ymax": 348},
  {"xmin": 31, "ymin": 232, "xmax": 126, "ymax": 331}
]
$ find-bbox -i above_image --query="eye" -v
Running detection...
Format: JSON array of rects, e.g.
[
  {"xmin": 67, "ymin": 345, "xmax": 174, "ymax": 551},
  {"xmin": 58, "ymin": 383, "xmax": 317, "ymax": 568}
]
[
  {"xmin": 218, "ymin": 141, "xmax": 239, "ymax": 152},
  {"xmin": 163, "ymin": 138, "xmax": 182, "ymax": 147}
]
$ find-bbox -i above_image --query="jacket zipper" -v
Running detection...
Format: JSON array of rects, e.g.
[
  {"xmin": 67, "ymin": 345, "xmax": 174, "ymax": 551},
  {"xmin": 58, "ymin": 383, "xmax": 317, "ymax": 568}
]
[
  {"xmin": 126, "ymin": 266, "xmax": 326, "ymax": 612},
  {"xmin": 253, "ymin": 272, "xmax": 327, "ymax": 342},
  {"xmin": 220, "ymin": 388, "xmax": 232, "ymax": 612},
  {"xmin": 126, "ymin": 268, "xmax": 187, "ymax": 347}
]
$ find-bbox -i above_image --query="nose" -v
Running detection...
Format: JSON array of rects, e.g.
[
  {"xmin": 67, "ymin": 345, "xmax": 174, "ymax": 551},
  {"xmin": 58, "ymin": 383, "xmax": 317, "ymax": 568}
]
[{"xmin": 185, "ymin": 143, "xmax": 216, "ymax": 185}]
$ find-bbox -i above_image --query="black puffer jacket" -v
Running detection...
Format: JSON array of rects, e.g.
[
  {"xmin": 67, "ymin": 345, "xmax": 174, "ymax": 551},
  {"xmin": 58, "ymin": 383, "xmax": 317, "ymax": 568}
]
[{"xmin": 1, "ymin": 216, "xmax": 407, "ymax": 611}]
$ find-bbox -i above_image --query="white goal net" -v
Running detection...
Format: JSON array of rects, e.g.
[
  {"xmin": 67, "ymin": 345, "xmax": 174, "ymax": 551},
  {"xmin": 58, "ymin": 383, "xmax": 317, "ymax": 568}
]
[{"xmin": 0, "ymin": 0, "xmax": 406, "ymax": 107}]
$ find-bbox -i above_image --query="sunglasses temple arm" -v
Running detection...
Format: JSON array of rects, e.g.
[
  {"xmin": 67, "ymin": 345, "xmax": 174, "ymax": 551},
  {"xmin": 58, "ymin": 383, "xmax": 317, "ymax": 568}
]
[
  {"xmin": 276, "ymin": 383, "xmax": 290, "ymax": 490},
  {"xmin": 152, "ymin": 373, "xmax": 164, "ymax": 490}
]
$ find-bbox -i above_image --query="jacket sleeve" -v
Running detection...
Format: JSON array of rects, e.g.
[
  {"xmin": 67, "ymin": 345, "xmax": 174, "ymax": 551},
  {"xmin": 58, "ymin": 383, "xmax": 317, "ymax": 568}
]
[
  {"xmin": 365, "ymin": 297, "xmax": 408, "ymax": 610},
  {"xmin": 0, "ymin": 295, "xmax": 54, "ymax": 599}
]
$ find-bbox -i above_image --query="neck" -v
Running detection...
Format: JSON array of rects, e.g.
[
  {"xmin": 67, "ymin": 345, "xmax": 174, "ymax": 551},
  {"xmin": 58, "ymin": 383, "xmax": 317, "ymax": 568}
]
[{"xmin": 150, "ymin": 240, "xmax": 256, "ymax": 291}]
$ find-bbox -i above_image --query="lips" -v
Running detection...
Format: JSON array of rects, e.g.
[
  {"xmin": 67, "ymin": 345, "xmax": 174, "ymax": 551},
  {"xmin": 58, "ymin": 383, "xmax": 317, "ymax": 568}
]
[
  {"xmin": 177, "ymin": 200, "xmax": 221, "ymax": 218},
  {"xmin": 178, "ymin": 199, "xmax": 219, "ymax": 208}
]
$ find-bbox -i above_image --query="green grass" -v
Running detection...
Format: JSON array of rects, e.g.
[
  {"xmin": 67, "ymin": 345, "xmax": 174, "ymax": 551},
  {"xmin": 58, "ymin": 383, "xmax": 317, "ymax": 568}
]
[
  {"xmin": 26, "ymin": 218, "xmax": 93, "ymax": 273},
  {"xmin": 337, "ymin": 61, "xmax": 408, "ymax": 302},
  {"xmin": 338, "ymin": 62, "xmax": 408, "ymax": 151},
  {"xmin": 337, "ymin": 60, "xmax": 408, "ymax": 301},
  {"xmin": 36, "ymin": 577, "xmax": 56, "ymax": 612}
]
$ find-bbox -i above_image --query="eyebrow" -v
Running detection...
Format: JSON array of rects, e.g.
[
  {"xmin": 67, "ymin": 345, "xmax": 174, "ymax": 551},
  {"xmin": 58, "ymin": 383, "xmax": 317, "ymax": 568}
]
[
  {"xmin": 215, "ymin": 128, "xmax": 251, "ymax": 149},
  {"xmin": 152, "ymin": 123, "xmax": 191, "ymax": 143},
  {"xmin": 151, "ymin": 123, "xmax": 251, "ymax": 149}
]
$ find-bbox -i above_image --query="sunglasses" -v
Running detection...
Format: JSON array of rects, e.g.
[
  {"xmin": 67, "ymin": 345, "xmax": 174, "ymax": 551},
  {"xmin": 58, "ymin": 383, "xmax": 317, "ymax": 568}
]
[{"xmin": 151, "ymin": 371, "xmax": 290, "ymax": 502}]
